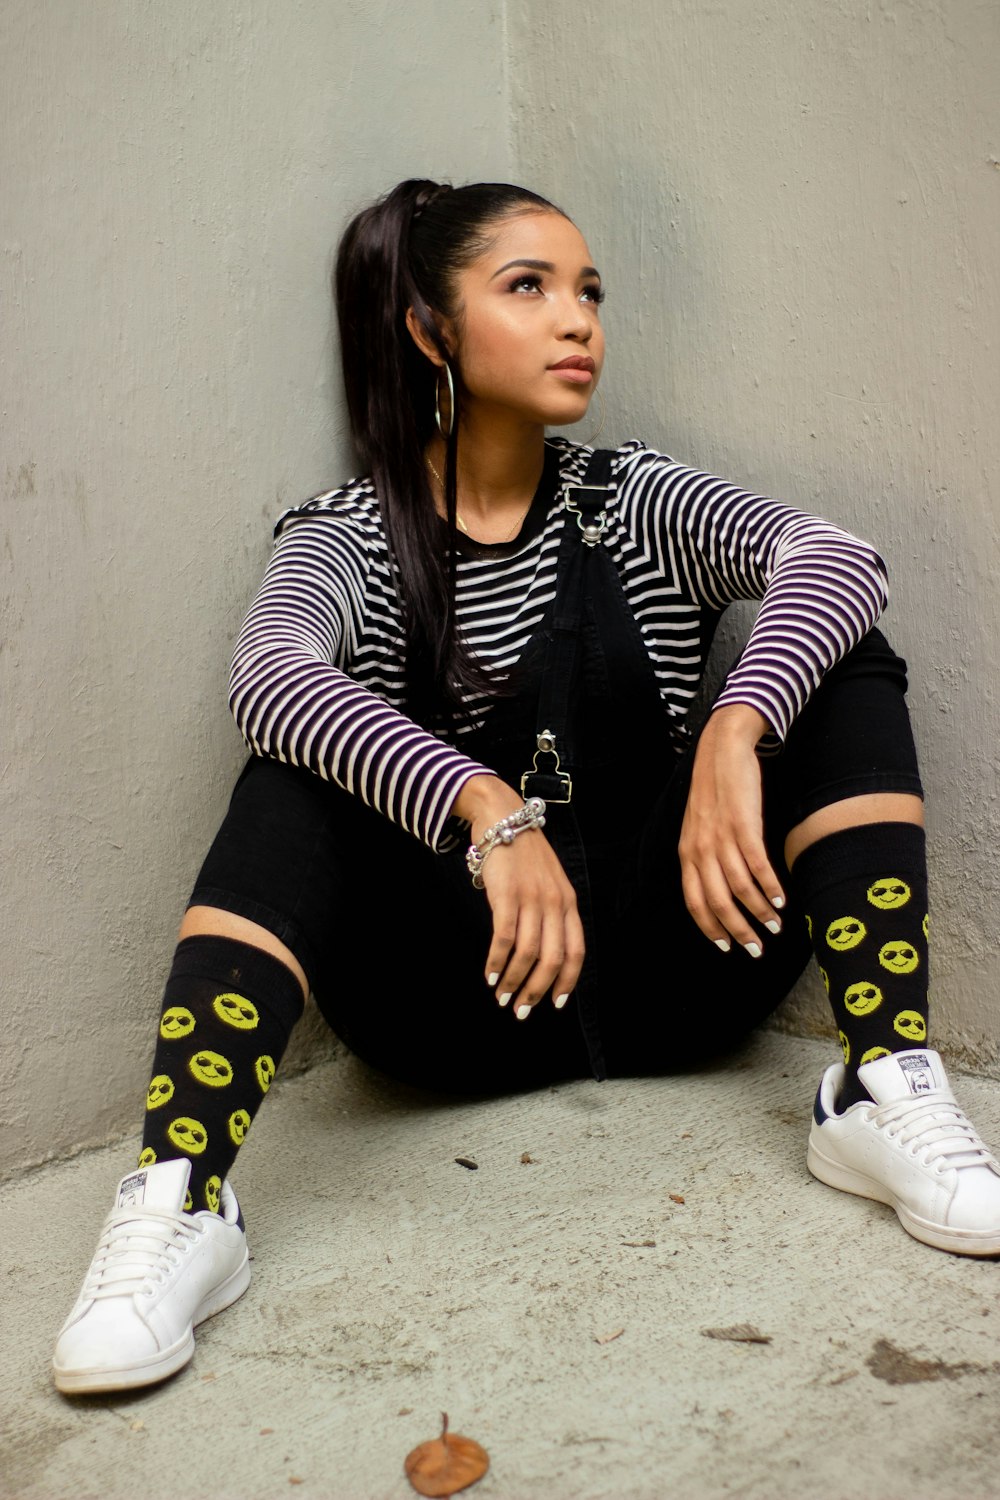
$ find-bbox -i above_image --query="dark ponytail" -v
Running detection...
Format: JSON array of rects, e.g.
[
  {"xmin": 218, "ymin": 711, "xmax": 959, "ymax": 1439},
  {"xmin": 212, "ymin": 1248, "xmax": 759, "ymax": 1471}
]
[{"xmin": 334, "ymin": 178, "xmax": 561, "ymax": 724}]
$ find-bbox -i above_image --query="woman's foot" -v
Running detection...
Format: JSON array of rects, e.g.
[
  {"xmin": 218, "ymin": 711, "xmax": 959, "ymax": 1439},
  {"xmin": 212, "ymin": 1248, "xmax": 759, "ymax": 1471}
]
[
  {"xmin": 808, "ymin": 1048, "xmax": 1000, "ymax": 1256},
  {"xmin": 53, "ymin": 1158, "xmax": 250, "ymax": 1394}
]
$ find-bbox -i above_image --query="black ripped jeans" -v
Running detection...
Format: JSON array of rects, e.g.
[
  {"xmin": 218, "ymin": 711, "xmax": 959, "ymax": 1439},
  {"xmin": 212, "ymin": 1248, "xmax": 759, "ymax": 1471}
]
[{"xmin": 189, "ymin": 629, "xmax": 923, "ymax": 1093}]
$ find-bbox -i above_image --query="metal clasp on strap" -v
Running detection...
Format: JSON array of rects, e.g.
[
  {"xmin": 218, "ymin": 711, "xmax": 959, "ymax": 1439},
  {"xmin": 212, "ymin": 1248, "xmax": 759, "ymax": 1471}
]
[
  {"xmin": 563, "ymin": 483, "xmax": 611, "ymax": 547},
  {"xmin": 520, "ymin": 728, "xmax": 573, "ymax": 803}
]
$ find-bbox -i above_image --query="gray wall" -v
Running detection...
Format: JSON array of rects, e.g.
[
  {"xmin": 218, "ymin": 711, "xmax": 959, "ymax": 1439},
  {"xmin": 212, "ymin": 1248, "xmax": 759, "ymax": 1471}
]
[
  {"xmin": 511, "ymin": 1, "xmax": 1000, "ymax": 1063},
  {"xmin": 2, "ymin": 0, "xmax": 511, "ymax": 1176},
  {"xmin": 4, "ymin": 0, "xmax": 998, "ymax": 1177}
]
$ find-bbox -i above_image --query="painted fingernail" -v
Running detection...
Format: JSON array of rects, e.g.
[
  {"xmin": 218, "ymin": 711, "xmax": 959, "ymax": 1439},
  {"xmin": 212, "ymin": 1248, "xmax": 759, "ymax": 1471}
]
[
  {"xmin": 498, "ymin": 992, "xmax": 513, "ymax": 1007},
  {"xmin": 515, "ymin": 1004, "xmax": 532, "ymax": 1020},
  {"xmin": 714, "ymin": 938, "xmax": 731, "ymax": 953},
  {"xmin": 745, "ymin": 941, "xmax": 763, "ymax": 959},
  {"xmin": 554, "ymin": 993, "xmax": 569, "ymax": 1009},
  {"xmin": 772, "ymin": 896, "xmax": 786, "ymax": 910},
  {"xmin": 765, "ymin": 920, "xmax": 782, "ymax": 935},
  {"xmin": 487, "ymin": 972, "xmax": 500, "ymax": 987}
]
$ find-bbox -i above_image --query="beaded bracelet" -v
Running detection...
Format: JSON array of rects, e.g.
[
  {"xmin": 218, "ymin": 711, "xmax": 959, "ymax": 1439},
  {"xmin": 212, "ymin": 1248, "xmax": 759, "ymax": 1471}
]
[{"xmin": 466, "ymin": 797, "xmax": 547, "ymax": 889}]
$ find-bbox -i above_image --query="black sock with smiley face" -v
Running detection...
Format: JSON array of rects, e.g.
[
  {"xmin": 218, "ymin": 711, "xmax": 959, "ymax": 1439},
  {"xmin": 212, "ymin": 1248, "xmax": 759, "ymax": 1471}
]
[
  {"xmin": 140, "ymin": 936, "xmax": 304, "ymax": 1212},
  {"xmin": 791, "ymin": 822, "xmax": 929, "ymax": 1111}
]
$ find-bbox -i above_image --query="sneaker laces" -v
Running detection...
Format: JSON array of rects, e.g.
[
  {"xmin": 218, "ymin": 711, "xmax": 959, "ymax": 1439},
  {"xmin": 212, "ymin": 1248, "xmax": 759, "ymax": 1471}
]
[
  {"xmin": 83, "ymin": 1208, "xmax": 205, "ymax": 1301},
  {"xmin": 868, "ymin": 1092, "xmax": 1000, "ymax": 1173}
]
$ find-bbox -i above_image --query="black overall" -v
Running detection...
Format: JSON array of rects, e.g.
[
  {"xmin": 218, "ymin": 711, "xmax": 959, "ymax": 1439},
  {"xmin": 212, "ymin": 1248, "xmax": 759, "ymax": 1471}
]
[{"xmin": 191, "ymin": 453, "xmax": 922, "ymax": 1093}]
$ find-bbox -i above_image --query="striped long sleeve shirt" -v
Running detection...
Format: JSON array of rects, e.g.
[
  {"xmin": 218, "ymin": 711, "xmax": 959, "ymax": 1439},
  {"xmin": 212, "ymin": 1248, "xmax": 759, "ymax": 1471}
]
[{"xmin": 229, "ymin": 438, "xmax": 888, "ymax": 851}]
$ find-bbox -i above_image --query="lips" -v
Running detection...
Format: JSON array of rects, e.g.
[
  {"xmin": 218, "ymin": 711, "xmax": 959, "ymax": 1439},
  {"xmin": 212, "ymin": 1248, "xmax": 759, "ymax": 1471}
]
[{"xmin": 548, "ymin": 356, "xmax": 596, "ymax": 373}]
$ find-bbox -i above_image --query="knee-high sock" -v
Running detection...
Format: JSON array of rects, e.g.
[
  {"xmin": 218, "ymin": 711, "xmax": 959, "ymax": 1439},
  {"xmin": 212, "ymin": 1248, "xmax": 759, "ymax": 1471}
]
[
  {"xmin": 791, "ymin": 822, "xmax": 929, "ymax": 1110},
  {"xmin": 140, "ymin": 936, "xmax": 304, "ymax": 1211}
]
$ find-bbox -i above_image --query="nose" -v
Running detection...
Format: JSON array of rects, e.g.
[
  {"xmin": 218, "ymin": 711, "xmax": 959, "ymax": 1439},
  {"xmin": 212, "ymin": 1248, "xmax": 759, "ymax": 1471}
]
[{"xmin": 554, "ymin": 289, "xmax": 593, "ymax": 342}]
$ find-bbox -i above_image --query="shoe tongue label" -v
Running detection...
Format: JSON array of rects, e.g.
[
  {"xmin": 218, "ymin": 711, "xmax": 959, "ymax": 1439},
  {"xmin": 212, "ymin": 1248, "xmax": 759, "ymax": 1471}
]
[
  {"xmin": 897, "ymin": 1053, "xmax": 935, "ymax": 1096},
  {"xmin": 117, "ymin": 1170, "xmax": 149, "ymax": 1209}
]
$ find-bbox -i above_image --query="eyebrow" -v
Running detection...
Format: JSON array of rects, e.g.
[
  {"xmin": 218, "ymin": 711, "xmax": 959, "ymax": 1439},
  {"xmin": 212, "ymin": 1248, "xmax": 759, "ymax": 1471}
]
[{"xmin": 489, "ymin": 258, "xmax": 602, "ymax": 282}]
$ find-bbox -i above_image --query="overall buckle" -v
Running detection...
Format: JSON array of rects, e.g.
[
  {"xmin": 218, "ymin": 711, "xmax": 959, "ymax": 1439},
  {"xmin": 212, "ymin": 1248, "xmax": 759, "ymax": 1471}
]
[
  {"xmin": 520, "ymin": 729, "xmax": 573, "ymax": 804},
  {"xmin": 563, "ymin": 483, "xmax": 612, "ymax": 547}
]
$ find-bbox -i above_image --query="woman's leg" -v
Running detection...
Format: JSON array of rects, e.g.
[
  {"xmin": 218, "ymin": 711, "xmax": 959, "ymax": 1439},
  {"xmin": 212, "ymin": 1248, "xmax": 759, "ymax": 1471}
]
[{"xmin": 597, "ymin": 630, "xmax": 926, "ymax": 1076}]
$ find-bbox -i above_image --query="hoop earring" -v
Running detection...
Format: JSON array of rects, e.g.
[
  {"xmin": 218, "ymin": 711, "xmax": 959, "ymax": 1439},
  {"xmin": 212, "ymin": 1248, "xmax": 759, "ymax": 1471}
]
[
  {"xmin": 435, "ymin": 363, "xmax": 456, "ymax": 438},
  {"xmin": 583, "ymin": 386, "xmax": 607, "ymax": 446}
]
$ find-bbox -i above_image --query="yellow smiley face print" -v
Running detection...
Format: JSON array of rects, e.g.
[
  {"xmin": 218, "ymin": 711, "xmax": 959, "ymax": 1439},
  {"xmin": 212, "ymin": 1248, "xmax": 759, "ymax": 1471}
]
[
  {"xmin": 228, "ymin": 1108, "xmax": 251, "ymax": 1146},
  {"xmin": 893, "ymin": 1010, "xmax": 927, "ymax": 1042},
  {"xmin": 860, "ymin": 1045, "xmax": 891, "ymax": 1066},
  {"xmin": 137, "ymin": 1146, "xmax": 157, "ymax": 1168},
  {"xmin": 183, "ymin": 1189, "xmax": 193, "ymax": 1212},
  {"xmin": 212, "ymin": 993, "xmax": 259, "ymax": 1030},
  {"xmin": 188, "ymin": 1050, "xmax": 234, "ymax": 1088},
  {"xmin": 166, "ymin": 1116, "xmax": 208, "ymax": 1155},
  {"xmin": 839, "ymin": 1030, "xmax": 851, "ymax": 1064},
  {"xmin": 827, "ymin": 917, "xmax": 867, "ymax": 952},
  {"xmin": 146, "ymin": 1075, "xmax": 175, "ymax": 1111},
  {"xmin": 879, "ymin": 941, "xmax": 919, "ymax": 975},
  {"xmin": 844, "ymin": 981, "xmax": 884, "ymax": 1017},
  {"xmin": 923, "ymin": 912, "xmax": 930, "ymax": 940},
  {"xmin": 205, "ymin": 1175, "xmax": 222, "ymax": 1214},
  {"xmin": 255, "ymin": 1055, "xmax": 276, "ymax": 1093},
  {"xmin": 159, "ymin": 1006, "xmax": 196, "ymax": 1040},
  {"xmin": 867, "ymin": 877, "xmax": 912, "ymax": 911},
  {"xmin": 818, "ymin": 966, "xmax": 830, "ymax": 994}
]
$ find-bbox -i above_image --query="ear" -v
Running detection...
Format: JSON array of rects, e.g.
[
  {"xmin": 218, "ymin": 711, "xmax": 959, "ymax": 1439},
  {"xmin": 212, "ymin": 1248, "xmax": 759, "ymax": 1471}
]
[{"xmin": 405, "ymin": 305, "xmax": 452, "ymax": 368}]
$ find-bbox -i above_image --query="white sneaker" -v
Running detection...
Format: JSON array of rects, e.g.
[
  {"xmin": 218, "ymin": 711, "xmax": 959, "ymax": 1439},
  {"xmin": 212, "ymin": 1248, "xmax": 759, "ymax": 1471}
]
[
  {"xmin": 53, "ymin": 1158, "xmax": 251, "ymax": 1394},
  {"xmin": 808, "ymin": 1048, "xmax": 1000, "ymax": 1256}
]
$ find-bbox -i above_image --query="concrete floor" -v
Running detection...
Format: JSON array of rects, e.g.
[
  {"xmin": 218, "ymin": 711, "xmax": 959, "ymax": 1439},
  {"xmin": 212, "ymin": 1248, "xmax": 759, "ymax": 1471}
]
[{"xmin": 3, "ymin": 1030, "xmax": 1000, "ymax": 1500}]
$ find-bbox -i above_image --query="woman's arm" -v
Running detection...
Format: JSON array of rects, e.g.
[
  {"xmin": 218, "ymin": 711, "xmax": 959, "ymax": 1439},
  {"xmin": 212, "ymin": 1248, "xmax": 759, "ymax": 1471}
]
[
  {"xmin": 620, "ymin": 446, "xmax": 889, "ymax": 742},
  {"xmin": 228, "ymin": 514, "xmax": 497, "ymax": 852},
  {"xmin": 621, "ymin": 445, "xmax": 889, "ymax": 949}
]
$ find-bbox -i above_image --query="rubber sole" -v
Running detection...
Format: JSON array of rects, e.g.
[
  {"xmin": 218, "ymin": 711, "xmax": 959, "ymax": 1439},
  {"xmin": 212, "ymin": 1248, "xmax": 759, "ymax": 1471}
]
[
  {"xmin": 807, "ymin": 1138, "xmax": 1000, "ymax": 1258},
  {"xmin": 53, "ymin": 1253, "xmax": 251, "ymax": 1395}
]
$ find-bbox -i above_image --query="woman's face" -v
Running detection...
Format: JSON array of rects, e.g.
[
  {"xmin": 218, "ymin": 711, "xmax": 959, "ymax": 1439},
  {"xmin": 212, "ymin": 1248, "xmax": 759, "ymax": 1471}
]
[{"xmin": 445, "ymin": 210, "xmax": 605, "ymax": 430}]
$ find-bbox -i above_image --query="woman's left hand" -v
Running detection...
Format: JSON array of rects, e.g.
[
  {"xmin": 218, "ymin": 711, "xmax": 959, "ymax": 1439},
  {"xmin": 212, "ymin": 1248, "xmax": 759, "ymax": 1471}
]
[{"xmin": 678, "ymin": 704, "xmax": 786, "ymax": 956}]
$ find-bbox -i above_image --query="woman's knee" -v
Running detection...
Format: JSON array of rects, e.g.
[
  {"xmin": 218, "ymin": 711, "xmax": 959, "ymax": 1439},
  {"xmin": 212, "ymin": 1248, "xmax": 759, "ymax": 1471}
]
[{"xmin": 178, "ymin": 905, "xmax": 309, "ymax": 1001}]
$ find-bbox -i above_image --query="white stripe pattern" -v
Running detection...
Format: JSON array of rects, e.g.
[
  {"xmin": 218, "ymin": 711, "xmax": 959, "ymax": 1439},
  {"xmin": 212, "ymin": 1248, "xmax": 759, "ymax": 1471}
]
[{"xmin": 229, "ymin": 439, "xmax": 888, "ymax": 851}]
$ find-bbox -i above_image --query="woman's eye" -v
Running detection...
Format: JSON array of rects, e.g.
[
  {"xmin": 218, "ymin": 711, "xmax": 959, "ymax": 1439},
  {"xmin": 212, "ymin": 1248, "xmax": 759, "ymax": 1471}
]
[
  {"xmin": 509, "ymin": 275, "xmax": 542, "ymax": 294},
  {"xmin": 581, "ymin": 284, "xmax": 605, "ymax": 305}
]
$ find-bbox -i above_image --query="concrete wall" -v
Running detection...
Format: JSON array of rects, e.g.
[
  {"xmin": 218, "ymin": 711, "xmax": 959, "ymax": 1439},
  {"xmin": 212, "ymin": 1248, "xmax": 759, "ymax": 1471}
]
[
  {"xmin": 5, "ymin": 0, "xmax": 998, "ymax": 1178},
  {"xmin": 1, "ymin": 0, "xmax": 511, "ymax": 1177},
  {"xmin": 511, "ymin": 0, "xmax": 1000, "ymax": 1065}
]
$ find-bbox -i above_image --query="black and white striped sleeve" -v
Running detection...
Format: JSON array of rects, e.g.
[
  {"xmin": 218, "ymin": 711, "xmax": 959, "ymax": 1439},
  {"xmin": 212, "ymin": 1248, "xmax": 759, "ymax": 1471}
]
[
  {"xmin": 622, "ymin": 449, "xmax": 889, "ymax": 741},
  {"xmin": 227, "ymin": 515, "xmax": 496, "ymax": 852}
]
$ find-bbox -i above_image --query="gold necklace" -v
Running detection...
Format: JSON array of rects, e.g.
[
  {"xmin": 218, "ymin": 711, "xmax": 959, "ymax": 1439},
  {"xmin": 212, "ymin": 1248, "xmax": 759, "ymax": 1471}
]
[{"xmin": 425, "ymin": 455, "xmax": 532, "ymax": 543}]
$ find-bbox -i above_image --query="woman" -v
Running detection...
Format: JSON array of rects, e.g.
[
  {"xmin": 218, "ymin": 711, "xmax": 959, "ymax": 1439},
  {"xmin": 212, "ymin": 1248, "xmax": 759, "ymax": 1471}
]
[{"xmin": 53, "ymin": 179, "xmax": 1000, "ymax": 1396}]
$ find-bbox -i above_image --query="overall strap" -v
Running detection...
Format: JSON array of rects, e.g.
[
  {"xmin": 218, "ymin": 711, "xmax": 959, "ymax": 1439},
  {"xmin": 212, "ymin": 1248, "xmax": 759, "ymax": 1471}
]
[{"xmin": 520, "ymin": 449, "xmax": 617, "ymax": 803}]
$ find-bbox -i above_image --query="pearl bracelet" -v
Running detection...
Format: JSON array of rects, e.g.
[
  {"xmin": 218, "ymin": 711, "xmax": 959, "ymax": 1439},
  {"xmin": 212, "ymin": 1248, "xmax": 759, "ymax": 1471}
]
[{"xmin": 466, "ymin": 797, "xmax": 547, "ymax": 889}]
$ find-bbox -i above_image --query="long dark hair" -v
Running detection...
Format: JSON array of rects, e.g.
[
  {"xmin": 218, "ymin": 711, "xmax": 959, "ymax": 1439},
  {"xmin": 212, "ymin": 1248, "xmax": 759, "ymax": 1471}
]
[{"xmin": 335, "ymin": 178, "xmax": 562, "ymax": 724}]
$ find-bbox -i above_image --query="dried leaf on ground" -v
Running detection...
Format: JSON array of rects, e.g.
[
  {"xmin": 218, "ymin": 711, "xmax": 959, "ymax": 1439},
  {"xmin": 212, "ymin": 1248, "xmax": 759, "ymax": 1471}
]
[
  {"xmin": 405, "ymin": 1412, "xmax": 489, "ymax": 1497},
  {"xmin": 259, "ymin": 1428, "xmax": 274, "ymax": 1436},
  {"xmin": 668, "ymin": 1193, "xmax": 685, "ymax": 1205},
  {"xmin": 129, "ymin": 1420, "xmax": 145, "ymax": 1432},
  {"xmin": 702, "ymin": 1324, "xmax": 772, "ymax": 1345},
  {"xmin": 620, "ymin": 1239, "xmax": 656, "ymax": 1248},
  {"xmin": 595, "ymin": 1327, "xmax": 625, "ymax": 1345},
  {"xmin": 454, "ymin": 1157, "xmax": 478, "ymax": 1170},
  {"xmin": 520, "ymin": 1152, "xmax": 534, "ymax": 1164}
]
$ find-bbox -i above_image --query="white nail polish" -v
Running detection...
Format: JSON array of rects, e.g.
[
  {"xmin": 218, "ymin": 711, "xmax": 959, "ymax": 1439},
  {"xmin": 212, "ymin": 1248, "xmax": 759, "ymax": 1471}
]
[
  {"xmin": 745, "ymin": 941, "xmax": 763, "ymax": 959},
  {"xmin": 498, "ymin": 992, "xmax": 512, "ymax": 1007},
  {"xmin": 714, "ymin": 938, "xmax": 731, "ymax": 953},
  {"xmin": 554, "ymin": 993, "xmax": 569, "ymax": 1009},
  {"xmin": 487, "ymin": 972, "xmax": 500, "ymax": 987},
  {"xmin": 765, "ymin": 920, "xmax": 782, "ymax": 935},
  {"xmin": 772, "ymin": 896, "xmax": 786, "ymax": 910},
  {"xmin": 515, "ymin": 1004, "xmax": 532, "ymax": 1020}
]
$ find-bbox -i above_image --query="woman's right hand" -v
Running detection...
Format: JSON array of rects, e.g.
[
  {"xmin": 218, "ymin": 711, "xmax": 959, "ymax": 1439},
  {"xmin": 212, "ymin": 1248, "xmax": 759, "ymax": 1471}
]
[{"xmin": 453, "ymin": 776, "xmax": 585, "ymax": 1018}]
